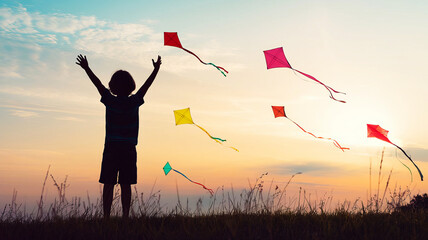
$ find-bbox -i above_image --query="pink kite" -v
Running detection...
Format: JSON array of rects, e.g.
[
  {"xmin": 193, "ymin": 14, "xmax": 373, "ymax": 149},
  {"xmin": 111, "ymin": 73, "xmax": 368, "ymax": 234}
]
[
  {"xmin": 367, "ymin": 124, "xmax": 423, "ymax": 181},
  {"xmin": 272, "ymin": 106, "xmax": 349, "ymax": 151},
  {"xmin": 264, "ymin": 47, "xmax": 346, "ymax": 103},
  {"xmin": 164, "ymin": 32, "xmax": 228, "ymax": 76}
]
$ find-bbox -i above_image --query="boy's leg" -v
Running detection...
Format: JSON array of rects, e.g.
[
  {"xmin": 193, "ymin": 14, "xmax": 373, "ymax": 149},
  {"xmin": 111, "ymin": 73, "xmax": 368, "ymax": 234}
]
[
  {"xmin": 103, "ymin": 184, "xmax": 114, "ymax": 218},
  {"xmin": 120, "ymin": 184, "xmax": 131, "ymax": 218}
]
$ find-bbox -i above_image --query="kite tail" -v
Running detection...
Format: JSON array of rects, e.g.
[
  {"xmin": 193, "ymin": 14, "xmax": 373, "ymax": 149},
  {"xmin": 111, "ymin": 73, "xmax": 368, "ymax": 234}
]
[
  {"xmin": 229, "ymin": 147, "xmax": 239, "ymax": 152},
  {"xmin": 397, "ymin": 158, "xmax": 413, "ymax": 182},
  {"xmin": 288, "ymin": 118, "xmax": 349, "ymax": 151},
  {"xmin": 194, "ymin": 124, "xmax": 238, "ymax": 151},
  {"xmin": 211, "ymin": 137, "xmax": 227, "ymax": 142},
  {"xmin": 194, "ymin": 124, "xmax": 224, "ymax": 143},
  {"xmin": 332, "ymin": 140, "xmax": 350, "ymax": 152},
  {"xmin": 181, "ymin": 47, "xmax": 228, "ymax": 76},
  {"xmin": 392, "ymin": 143, "xmax": 423, "ymax": 181},
  {"xmin": 172, "ymin": 169, "xmax": 214, "ymax": 196},
  {"xmin": 207, "ymin": 63, "xmax": 228, "ymax": 77},
  {"xmin": 292, "ymin": 69, "xmax": 346, "ymax": 103}
]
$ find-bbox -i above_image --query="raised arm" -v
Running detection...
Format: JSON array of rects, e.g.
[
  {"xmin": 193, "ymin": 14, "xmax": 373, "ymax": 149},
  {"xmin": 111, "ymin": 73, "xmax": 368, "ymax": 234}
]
[
  {"xmin": 136, "ymin": 55, "xmax": 162, "ymax": 99},
  {"xmin": 76, "ymin": 54, "xmax": 106, "ymax": 95}
]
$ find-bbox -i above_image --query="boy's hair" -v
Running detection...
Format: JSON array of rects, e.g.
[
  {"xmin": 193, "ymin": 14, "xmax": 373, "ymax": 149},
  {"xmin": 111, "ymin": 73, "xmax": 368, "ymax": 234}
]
[{"xmin": 109, "ymin": 70, "xmax": 136, "ymax": 96}]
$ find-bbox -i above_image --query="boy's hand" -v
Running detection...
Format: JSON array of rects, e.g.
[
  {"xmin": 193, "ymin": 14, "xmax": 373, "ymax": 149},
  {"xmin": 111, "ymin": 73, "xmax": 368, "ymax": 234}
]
[
  {"xmin": 76, "ymin": 54, "xmax": 89, "ymax": 70},
  {"xmin": 152, "ymin": 55, "xmax": 161, "ymax": 69}
]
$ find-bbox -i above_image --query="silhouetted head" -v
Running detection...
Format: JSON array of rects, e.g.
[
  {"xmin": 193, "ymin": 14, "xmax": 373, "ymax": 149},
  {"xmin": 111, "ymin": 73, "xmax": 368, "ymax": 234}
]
[{"xmin": 109, "ymin": 70, "xmax": 136, "ymax": 96}]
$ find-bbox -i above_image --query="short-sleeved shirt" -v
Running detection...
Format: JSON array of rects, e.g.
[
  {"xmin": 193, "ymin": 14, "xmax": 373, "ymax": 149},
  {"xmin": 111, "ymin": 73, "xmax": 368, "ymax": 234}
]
[{"xmin": 100, "ymin": 88, "xmax": 144, "ymax": 145}]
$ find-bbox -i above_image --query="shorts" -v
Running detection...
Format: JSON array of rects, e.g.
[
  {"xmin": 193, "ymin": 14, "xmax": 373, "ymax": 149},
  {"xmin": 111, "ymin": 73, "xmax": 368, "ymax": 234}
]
[{"xmin": 99, "ymin": 141, "xmax": 137, "ymax": 184}]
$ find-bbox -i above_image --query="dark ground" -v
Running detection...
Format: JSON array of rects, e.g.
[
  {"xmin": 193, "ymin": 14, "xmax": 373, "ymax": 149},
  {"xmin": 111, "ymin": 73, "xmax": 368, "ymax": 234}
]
[{"xmin": 1, "ymin": 211, "xmax": 427, "ymax": 240}]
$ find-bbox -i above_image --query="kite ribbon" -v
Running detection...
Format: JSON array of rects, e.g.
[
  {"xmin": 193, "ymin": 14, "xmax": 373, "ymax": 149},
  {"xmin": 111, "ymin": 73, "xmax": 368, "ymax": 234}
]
[
  {"xmin": 292, "ymin": 69, "xmax": 346, "ymax": 103},
  {"xmin": 181, "ymin": 48, "xmax": 228, "ymax": 77},
  {"xmin": 211, "ymin": 137, "xmax": 227, "ymax": 142},
  {"xmin": 173, "ymin": 169, "xmax": 214, "ymax": 196},
  {"xmin": 397, "ymin": 158, "xmax": 413, "ymax": 182},
  {"xmin": 194, "ymin": 124, "xmax": 224, "ymax": 143},
  {"xmin": 194, "ymin": 124, "xmax": 238, "ymax": 151},
  {"xmin": 288, "ymin": 118, "xmax": 349, "ymax": 151},
  {"xmin": 391, "ymin": 143, "xmax": 423, "ymax": 181}
]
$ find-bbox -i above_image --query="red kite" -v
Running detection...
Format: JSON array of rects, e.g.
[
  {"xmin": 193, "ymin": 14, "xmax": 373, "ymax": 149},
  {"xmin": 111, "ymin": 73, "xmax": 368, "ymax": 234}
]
[
  {"xmin": 164, "ymin": 32, "xmax": 228, "ymax": 76},
  {"xmin": 367, "ymin": 124, "xmax": 423, "ymax": 181},
  {"xmin": 272, "ymin": 106, "xmax": 349, "ymax": 151},
  {"xmin": 264, "ymin": 47, "xmax": 346, "ymax": 103}
]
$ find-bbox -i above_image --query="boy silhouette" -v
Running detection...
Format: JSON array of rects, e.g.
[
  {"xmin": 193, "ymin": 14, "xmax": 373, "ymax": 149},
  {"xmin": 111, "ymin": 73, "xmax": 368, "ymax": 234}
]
[{"xmin": 76, "ymin": 54, "xmax": 161, "ymax": 218}]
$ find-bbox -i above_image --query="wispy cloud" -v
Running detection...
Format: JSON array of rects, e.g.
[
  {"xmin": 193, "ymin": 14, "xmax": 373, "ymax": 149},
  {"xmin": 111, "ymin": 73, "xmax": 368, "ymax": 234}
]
[
  {"xmin": 75, "ymin": 23, "xmax": 162, "ymax": 65},
  {"xmin": 0, "ymin": 4, "xmax": 101, "ymax": 34},
  {"xmin": 266, "ymin": 161, "xmax": 359, "ymax": 177},
  {"xmin": 0, "ymin": 64, "xmax": 22, "ymax": 78},
  {"xmin": 293, "ymin": 181, "xmax": 333, "ymax": 187},
  {"xmin": 0, "ymin": 86, "xmax": 100, "ymax": 105},
  {"xmin": 0, "ymin": 4, "xmax": 159, "ymax": 62},
  {"xmin": 33, "ymin": 13, "xmax": 100, "ymax": 34},
  {"xmin": 9, "ymin": 109, "xmax": 38, "ymax": 118},
  {"xmin": 55, "ymin": 116, "xmax": 84, "ymax": 122},
  {"xmin": 0, "ymin": 103, "xmax": 99, "ymax": 117},
  {"xmin": 0, "ymin": 4, "xmax": 234, "ymax": 73},
  {"xmin": 0, "ymin": 5, "xmax": 157, "ymax": 54},
  {"xmin": 401, "ymin": 147, "xmax": 428, "ymax": 163},
  {"xmin": 0, "ymin": 5, "xmax": 56, "ymax": 44},
  {"xmin": 0, "ymin": 5, "xmax": 35, "ymax": 34}
]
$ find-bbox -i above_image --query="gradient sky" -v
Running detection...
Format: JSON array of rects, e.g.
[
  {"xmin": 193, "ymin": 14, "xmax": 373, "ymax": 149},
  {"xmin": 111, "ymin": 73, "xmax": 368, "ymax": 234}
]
[{"xmin": 1, "ymin": 0, "xmax": 427, "ymax": 209}]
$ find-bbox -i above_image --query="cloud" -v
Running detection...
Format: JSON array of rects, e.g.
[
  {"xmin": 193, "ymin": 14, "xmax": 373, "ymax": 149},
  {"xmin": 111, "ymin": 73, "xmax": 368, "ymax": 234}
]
[
  {"xmin": 0, "ymin": 5, "xmax": 56, "ymax": 44},
  {"xmin": 0, "ymin": 86, "xmax": 99, "ymax": 105},
  {"xmin": 33, "ymin": 14, "xmax": 100, "ymax": 34},
  {"xmin": 402, "ymin": 147, "xmax": 428, "ymax": 163},
  {"xmin": 0, "ymin": 103, "xmax": 99, "ymax": 117},
  {"xmin": 293, "ymin": 181, "xmax": 333, "ymax": 187},
  {"xmin": 0, "ymin": 5, "xmax": 158, "ymax": 58},
  {"xmin": 75, "ymin": 22, "xmax": 162, "ymax": 65},
  {"xmin": 0, "ymin": 64, "xmax": 22, "ymax": 78},
  {"xmin": 0, "ymin": 5, "xmax": 101, "ymax": 35},
  {"xmin": 9, "ymin": 109, "xmax": 38, "ymax": 118},
  {"xmin": 55, "ymin": 116, "xmax": 84, "ymax": 122},
  {"xmin": 0, "ymin": 5, "xmax": 35, "ymax": 34},
  {"xmin": 266, "ymin": 161, "xmax": 358, "ymax": 177},
  {"xmin": 2, "ymin": 103, "xmax": 93, "ymax": 123},
  {"xmin": 0, "ymin": 4, "xmax": 233, "ymax": 72}
]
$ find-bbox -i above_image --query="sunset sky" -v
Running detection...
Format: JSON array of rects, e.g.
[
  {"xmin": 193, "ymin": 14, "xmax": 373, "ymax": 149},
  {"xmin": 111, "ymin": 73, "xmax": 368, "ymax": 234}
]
[{"xmin": 1, "ymin": 0, "xmax": 427, "ymax": 209}]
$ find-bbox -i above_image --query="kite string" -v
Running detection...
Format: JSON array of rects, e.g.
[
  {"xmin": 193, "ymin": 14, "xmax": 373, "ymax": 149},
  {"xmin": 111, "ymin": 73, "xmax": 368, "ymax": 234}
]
[
  {"xmin": 172, "ymin": 169, "xmax": 214, "ymax": 195},
  {"xmin": 288, "ymin": 118, "xmax": 349, "ymax": 151},
  {"xmin": 292, "ymin": 69, "xmax": 346, "ymax": 103},
  {"xmin": 391, "ymin": 143, "xmax": 423, "ymax": 181}
]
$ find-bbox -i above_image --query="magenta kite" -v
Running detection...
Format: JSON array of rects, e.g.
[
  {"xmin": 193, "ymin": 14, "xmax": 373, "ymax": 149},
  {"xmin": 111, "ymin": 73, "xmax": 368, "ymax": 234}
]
[{"xmin": 264, "ymin": 47, "xmax": 346, "ymax": 103}]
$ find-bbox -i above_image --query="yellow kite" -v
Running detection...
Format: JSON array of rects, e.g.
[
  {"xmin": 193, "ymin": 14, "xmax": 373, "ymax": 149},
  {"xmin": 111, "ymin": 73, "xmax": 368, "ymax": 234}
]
[{"xmin": 173, "ymin": 108, "xmax": 238, "ymax": 151}]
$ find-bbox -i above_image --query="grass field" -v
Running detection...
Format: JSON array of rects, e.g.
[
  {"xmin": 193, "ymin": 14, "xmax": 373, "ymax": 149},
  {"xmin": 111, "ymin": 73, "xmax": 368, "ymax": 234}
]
[
  {"xmin": 1, "ymin": 153, "xmax": 427, "ymax": 240},
  {"xmin": 1, "ymin": 211, "xmax": 427, "ymax": 240}
]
